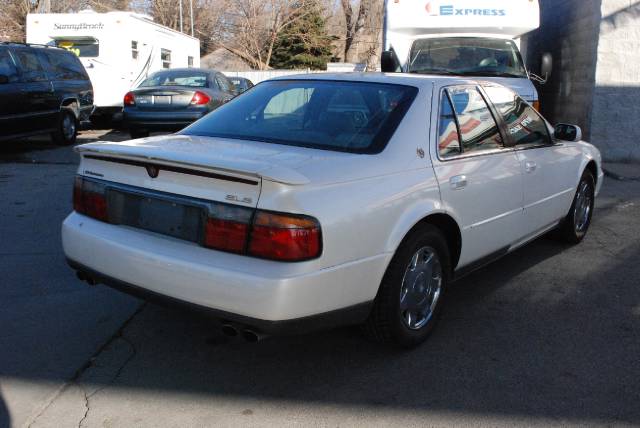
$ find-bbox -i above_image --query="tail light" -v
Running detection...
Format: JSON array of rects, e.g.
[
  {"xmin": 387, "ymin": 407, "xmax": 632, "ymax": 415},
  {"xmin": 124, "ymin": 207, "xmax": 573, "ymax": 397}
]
[
  {"xmin": 72, "ymin": 176, "xmax": 322, "ymax": 262},
  {"xmin": 73, "ymin": 176, "xmax": 108, "ymax": 222},
  {"xmin": 190, "ymin": 91, "xmax": 211, "ymax": 105},
  {"xmin": 248, "ymin": 212, "xmax": 321, "ymax": 261},
  {"xmin": 532, "ymin": 100, "xmax": 540, "ymax": 112},
  {"xmin": 123, "ymin": 92, "xmax": 135, "ymax": 106},
  {"xmin": 204, "ymin": 204, "xmax": 253, "ymax": 254}
]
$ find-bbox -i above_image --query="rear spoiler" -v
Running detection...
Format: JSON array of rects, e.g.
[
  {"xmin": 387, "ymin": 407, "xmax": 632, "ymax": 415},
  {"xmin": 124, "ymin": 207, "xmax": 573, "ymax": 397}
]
[{"xmin": 75, "ymin": 144, "xmax": 311, "ymax": 185}]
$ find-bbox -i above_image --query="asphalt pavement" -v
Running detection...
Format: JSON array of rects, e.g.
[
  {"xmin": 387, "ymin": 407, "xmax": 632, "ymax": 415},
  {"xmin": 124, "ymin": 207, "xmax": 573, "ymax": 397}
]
[{"xmin": 1, "ymin": 132, "xmax": 639, "ymax": 428}]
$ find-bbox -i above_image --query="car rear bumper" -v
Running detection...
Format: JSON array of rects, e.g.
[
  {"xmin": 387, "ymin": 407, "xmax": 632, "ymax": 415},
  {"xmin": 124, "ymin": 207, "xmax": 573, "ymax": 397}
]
[
  {"xmin": 61, "ymin": 212, "xmax": 387, "ymax": 333},
  {"xmin": 67, "ymin": 258, "xmax": 372, "ymax": 335},
  {"xmin": 123, "ymin": 109, "xmax": 207, "ymax": 130}
]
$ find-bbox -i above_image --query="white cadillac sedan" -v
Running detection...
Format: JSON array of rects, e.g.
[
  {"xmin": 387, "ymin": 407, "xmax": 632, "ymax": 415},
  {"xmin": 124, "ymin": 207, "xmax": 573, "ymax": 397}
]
[{"xmin": 63, "ymin": 73, "xmax": 603, "ymax": 347}]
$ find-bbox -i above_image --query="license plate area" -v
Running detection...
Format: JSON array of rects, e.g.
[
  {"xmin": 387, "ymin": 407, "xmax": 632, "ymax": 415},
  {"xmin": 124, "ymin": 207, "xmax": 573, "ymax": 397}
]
[
  {"xmin": 108, "ymin": 190, "xmax": 204, "ymax": 243},
  {"xmin": 153, "ymin": 95, "xmax": 171, "ymax": 105}
]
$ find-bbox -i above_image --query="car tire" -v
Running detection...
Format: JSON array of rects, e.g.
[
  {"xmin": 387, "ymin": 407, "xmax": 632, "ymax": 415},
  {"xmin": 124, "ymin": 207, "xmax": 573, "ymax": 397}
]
[
  {"xmin": 556, "ymin": 170, "xmax": 595, "ymax": 244},
  {"xmin": 51, "ymin": 109, "xmax": 78, "ymax": 146},
  {"xmin": 129, "ymin": 129, "xmax": 150, "ymax": 139},
  {"xmin": 363, "ymin": 224, "xmax": 450, "ymax": 348}
]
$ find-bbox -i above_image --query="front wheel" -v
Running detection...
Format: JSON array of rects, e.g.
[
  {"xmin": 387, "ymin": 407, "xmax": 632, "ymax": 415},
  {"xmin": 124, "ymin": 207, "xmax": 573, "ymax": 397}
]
[
  {"xmin": 51, "ymin": 110, "xmax": 77, "ymax": 146},
  {"xmin": 363, "ymin": 224, "xmax": 450, "ymax": 348},
  {"xmin": 557, "ymin": 170, "xmax": 595, "ymax": 244}
]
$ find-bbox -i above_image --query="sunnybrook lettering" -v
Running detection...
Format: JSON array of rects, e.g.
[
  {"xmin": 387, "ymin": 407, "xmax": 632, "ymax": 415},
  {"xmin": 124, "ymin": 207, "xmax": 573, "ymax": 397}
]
[
  {"xmin": 53, "ymin": 23, "xmax": 104, "ymax": 31},
  {"xmin": 439, "ymin": 6, "xmax": 506, "ymax": 16}
]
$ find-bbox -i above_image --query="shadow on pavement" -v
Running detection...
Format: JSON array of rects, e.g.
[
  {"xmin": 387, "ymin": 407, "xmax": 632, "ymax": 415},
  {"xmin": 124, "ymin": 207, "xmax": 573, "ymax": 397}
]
[
  {"xmin": 24, "ymin": 224, "xmax": 636, "ymax": 424},
  {"xmin": 0, "ymin": 396, "xmax": 9, "ymax": 428},
  {"xmin": 1, "ymin": 142, "xmax": 638, "ymax": 425}
]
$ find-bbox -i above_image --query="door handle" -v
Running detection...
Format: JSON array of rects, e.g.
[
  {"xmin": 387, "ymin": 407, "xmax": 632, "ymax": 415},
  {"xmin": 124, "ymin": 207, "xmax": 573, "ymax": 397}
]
[
  {"xmin": 525, "ymin": 161, "xmax": 537, "ymax": 173},
  {"xmin": 450, "ymin": 175, "xmax": 467, "ymax": 190}
]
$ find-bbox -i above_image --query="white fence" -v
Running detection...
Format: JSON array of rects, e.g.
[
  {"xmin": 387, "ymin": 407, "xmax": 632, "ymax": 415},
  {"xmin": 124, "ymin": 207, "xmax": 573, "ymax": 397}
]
[
  {"xmin": 220, "ymin": 70, "xmax": 324, "ymax": 84},
  {"xmin": 221, "ymin": 64, "xmax": 365, "ymax": 84}
]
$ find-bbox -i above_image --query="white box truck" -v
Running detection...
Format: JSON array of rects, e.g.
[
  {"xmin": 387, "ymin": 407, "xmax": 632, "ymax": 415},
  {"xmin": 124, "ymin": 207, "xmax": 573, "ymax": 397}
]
[
  {"xmin": 383, "ymin": 0, "xmax": 552, "ymax": 108},
  {"xmin": 26, "ymin": 10, "xmax": 201, "ymax": 119}
]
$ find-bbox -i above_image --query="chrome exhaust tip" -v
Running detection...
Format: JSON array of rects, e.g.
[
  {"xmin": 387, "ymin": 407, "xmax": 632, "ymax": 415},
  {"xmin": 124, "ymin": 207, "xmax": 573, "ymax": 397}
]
[
  {"xmin": 76, "ymin": 271, "xmax": 96, "ymax": 286},
  {"xmin": 221, "ymin": 324, "xmax": 239, "ymax": 337},
  {"xmin": 242, "ymin": 329, "xmax": 265, "ymax": 343}
]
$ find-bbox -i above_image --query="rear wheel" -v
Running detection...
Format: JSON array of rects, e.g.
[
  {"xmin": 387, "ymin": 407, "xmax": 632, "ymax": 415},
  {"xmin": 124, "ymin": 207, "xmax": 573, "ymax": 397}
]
[
  {"xmin": 129, "ymin": 129, "xmax": 150, "ymax": 139},
  {"xmin": 557, "ymin": 170, "xmax": 595, "ymax": 244},
  {"xmin": 51, "ymin": 110, "xmax": 77, "ymax": 146},
  {"xmin": 363, "ymin": 224, "xmax": 450, "ymax": 348}
]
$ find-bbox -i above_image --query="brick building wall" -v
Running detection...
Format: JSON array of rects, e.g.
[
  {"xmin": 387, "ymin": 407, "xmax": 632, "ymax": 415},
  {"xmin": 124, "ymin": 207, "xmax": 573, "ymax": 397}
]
[
  {"xmin": 525, "ymin": 0, "xmax": 601, "ymax": 140},
  {"xmin": 591, "ymin": 1, "xmax": 640, "ymax": 161},
  {"xmin": 525, "ymin": 0, "xmax": 640, "ymax": 161}
]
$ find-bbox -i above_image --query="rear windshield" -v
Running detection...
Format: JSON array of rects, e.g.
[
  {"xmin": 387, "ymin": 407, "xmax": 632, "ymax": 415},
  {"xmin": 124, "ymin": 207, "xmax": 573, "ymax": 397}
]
[
  {"xmin": 408, "ymin": 37, "xmax": 527, "ymax": 78},
  {"xmin": 140, "ymin": 71, "xmax": 209, "ymax": 88},
  {"xmin": 181, "ymin": 80, "xmax": 418, "ymax": 154}
]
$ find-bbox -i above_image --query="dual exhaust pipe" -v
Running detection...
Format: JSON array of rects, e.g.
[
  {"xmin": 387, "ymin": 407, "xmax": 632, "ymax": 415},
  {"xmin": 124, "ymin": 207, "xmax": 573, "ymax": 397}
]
[
  {"xmin": 76, "ymin": 270, "xmax": 98, "ymax": 286},
  {"xmin": 75, "ymin": 270, "xmax": 267, "ymax": 343},
  {"xmin": 221, "ymin": 323, "xmax": 267, "ymax": 343}
]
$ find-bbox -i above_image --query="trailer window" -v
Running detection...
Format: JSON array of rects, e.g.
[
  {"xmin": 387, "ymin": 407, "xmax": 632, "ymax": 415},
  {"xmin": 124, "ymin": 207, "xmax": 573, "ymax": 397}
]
[
  {"xmin": 161, "ymin": 49, "xmax": 171, "ymax": 68},
  {"xmin": 131, "ymin": 41, "xmax": 138, "ymax": 60},
  {"xmin": 54, "ymin": 39, "xmax": 99, "ymax": 57},
  {"xmin": 188, "ymin": 56, "xmax": 194, "ymax": 67},
  {"xmin": 408, "ymin": 37, "xmax": 527, "ymax": 78}
]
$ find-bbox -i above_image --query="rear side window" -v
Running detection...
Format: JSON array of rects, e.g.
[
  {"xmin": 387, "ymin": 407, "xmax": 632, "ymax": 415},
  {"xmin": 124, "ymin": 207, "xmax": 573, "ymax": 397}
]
[
  {"xmin": 42, "ymin": 50, "xmax": 88, "ymax": 81},
  {"xmin": 484, "ymin": 85, "xmax": 552, "ymax": 148},
  {"xmin": 216, "ymin": 75, "xmax": 232, "ymax": 92},
  {"xmin": 13, "ymin": 49, "xmax": 47, "ymax": 82},
  {"xmin": 182, "ymin": 80, "xmax": 418, "ymax": 154},
  {"xmin": 0, "ymin": 48, "xmax": 20, "ymax": 83},
  {"xmin": 448, "ymin": 87, "xmax": 503, "ymax": 154},
  {"xmin": 437, "ymin": 94, "xmax": 461, "ymax": 158}
]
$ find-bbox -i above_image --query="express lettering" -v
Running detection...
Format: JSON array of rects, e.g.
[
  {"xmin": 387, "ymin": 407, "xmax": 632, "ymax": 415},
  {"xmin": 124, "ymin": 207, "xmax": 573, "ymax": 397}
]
[{"xmin": 439, "ymin": 6, "xmax": 506, "ymax": 16}]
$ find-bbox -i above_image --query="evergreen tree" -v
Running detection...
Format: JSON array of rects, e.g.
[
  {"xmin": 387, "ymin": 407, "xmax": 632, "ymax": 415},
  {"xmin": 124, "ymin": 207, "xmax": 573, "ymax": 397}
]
[{"xmin": 270, "ymin": 1, "xmax": 334, "ymax": 70}]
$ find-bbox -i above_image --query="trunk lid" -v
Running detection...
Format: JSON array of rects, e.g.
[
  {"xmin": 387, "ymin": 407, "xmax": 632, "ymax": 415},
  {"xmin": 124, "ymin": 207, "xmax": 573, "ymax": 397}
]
[
  {"xmin": 132, "ymin": 86, "xmax": 197, "ymax": 110},
  {"xmin": 75, "ymin": 135, "xmax": 313, "ymax": 209}
]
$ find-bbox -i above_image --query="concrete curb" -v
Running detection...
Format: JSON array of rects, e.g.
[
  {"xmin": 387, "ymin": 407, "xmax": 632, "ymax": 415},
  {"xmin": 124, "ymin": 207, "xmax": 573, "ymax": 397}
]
[{"xmin": 603, "ymin": 168, "xmax": 640, "ymax": 182}]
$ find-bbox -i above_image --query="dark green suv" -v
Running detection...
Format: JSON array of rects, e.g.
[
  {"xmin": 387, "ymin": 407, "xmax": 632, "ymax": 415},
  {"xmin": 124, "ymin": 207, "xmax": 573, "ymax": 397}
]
[{"xmin": 0, "ymin": 42, "xmax": 94, "ymax": 145}]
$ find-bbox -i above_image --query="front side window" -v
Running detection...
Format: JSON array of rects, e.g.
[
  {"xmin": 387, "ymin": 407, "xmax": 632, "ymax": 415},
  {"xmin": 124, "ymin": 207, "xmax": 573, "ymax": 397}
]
[
  {"xmin": 484, "ymin": 85, "xmax": 552, "ymax": 148},
  {"xmin": 448, "ymin": 87, "xmax": 503, "ymax": 154},
  {"xmin": 42, "ymin": 50, "xmax": 87, "ymax": 81},
  {"xmin": 13, "ymin": 49, "xmax": 47, "ymax": 82},
  {"xmin": 0, "ymin": 48, "xmax": 20, "ymax": 83},
  {"xmin": 182, "ymin": 80, "xmax": 418, "ymax": 154},
  {"xmin": 54, "ymin": 39, "xmax": 99, "ymax": 57},
  {"xmin": 408, "ymin": 37, "xmax": 527, "ymax": 78},
  {"xmin": 161, "ymin": 49, "xmax": 171, "ymax": 68}
]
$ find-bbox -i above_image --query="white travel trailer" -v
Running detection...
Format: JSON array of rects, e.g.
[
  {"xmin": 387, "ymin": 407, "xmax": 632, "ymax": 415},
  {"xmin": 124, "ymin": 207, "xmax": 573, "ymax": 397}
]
[
  {"xmin": 26, "ymin": 10, "xmax": 200, "ymax": 117},
  {"xmin": 383, "ymin": 0, "xmax": 551, "ymax": 107}
]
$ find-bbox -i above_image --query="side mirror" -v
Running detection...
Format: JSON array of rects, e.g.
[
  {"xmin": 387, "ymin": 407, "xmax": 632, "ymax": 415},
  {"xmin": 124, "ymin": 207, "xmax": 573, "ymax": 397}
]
[
  {"xmin": 0, "ymin": 75, "xmax": 9, "ymax": 84},
  {"xmin": 381, "ymin": 50, "xmax": 402, "ymax": 73},
  {"xmin": 554, "ymin": 123, "xmax": 582, "ymax": 142},
  {"xmin": 540, "ymin": 53, "xmax": 553, "ymax": 79}
]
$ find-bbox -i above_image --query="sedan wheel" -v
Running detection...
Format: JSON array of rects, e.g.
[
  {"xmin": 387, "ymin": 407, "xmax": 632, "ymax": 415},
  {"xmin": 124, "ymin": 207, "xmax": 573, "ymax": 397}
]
[
  {"xmin": 557, "ymin": 170, "xmax": 595, "ymax": 244},
  {"xmin": 364, "ymin": 224, "xmax": 450, "ymax": 348},
  {"xmin": 399, "ymin": 247, "xmax": 442, "ymax": 330}
]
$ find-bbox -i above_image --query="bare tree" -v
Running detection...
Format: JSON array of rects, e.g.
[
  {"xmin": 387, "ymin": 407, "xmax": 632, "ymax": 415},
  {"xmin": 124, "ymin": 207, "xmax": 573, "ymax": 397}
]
[
  {"xmin": 340, "ymin": 0, "xmax": 369, "ymax": 63},
  {"xmin": 214, "ymin": 0, "xmax": 317, "ymax": 70}
]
